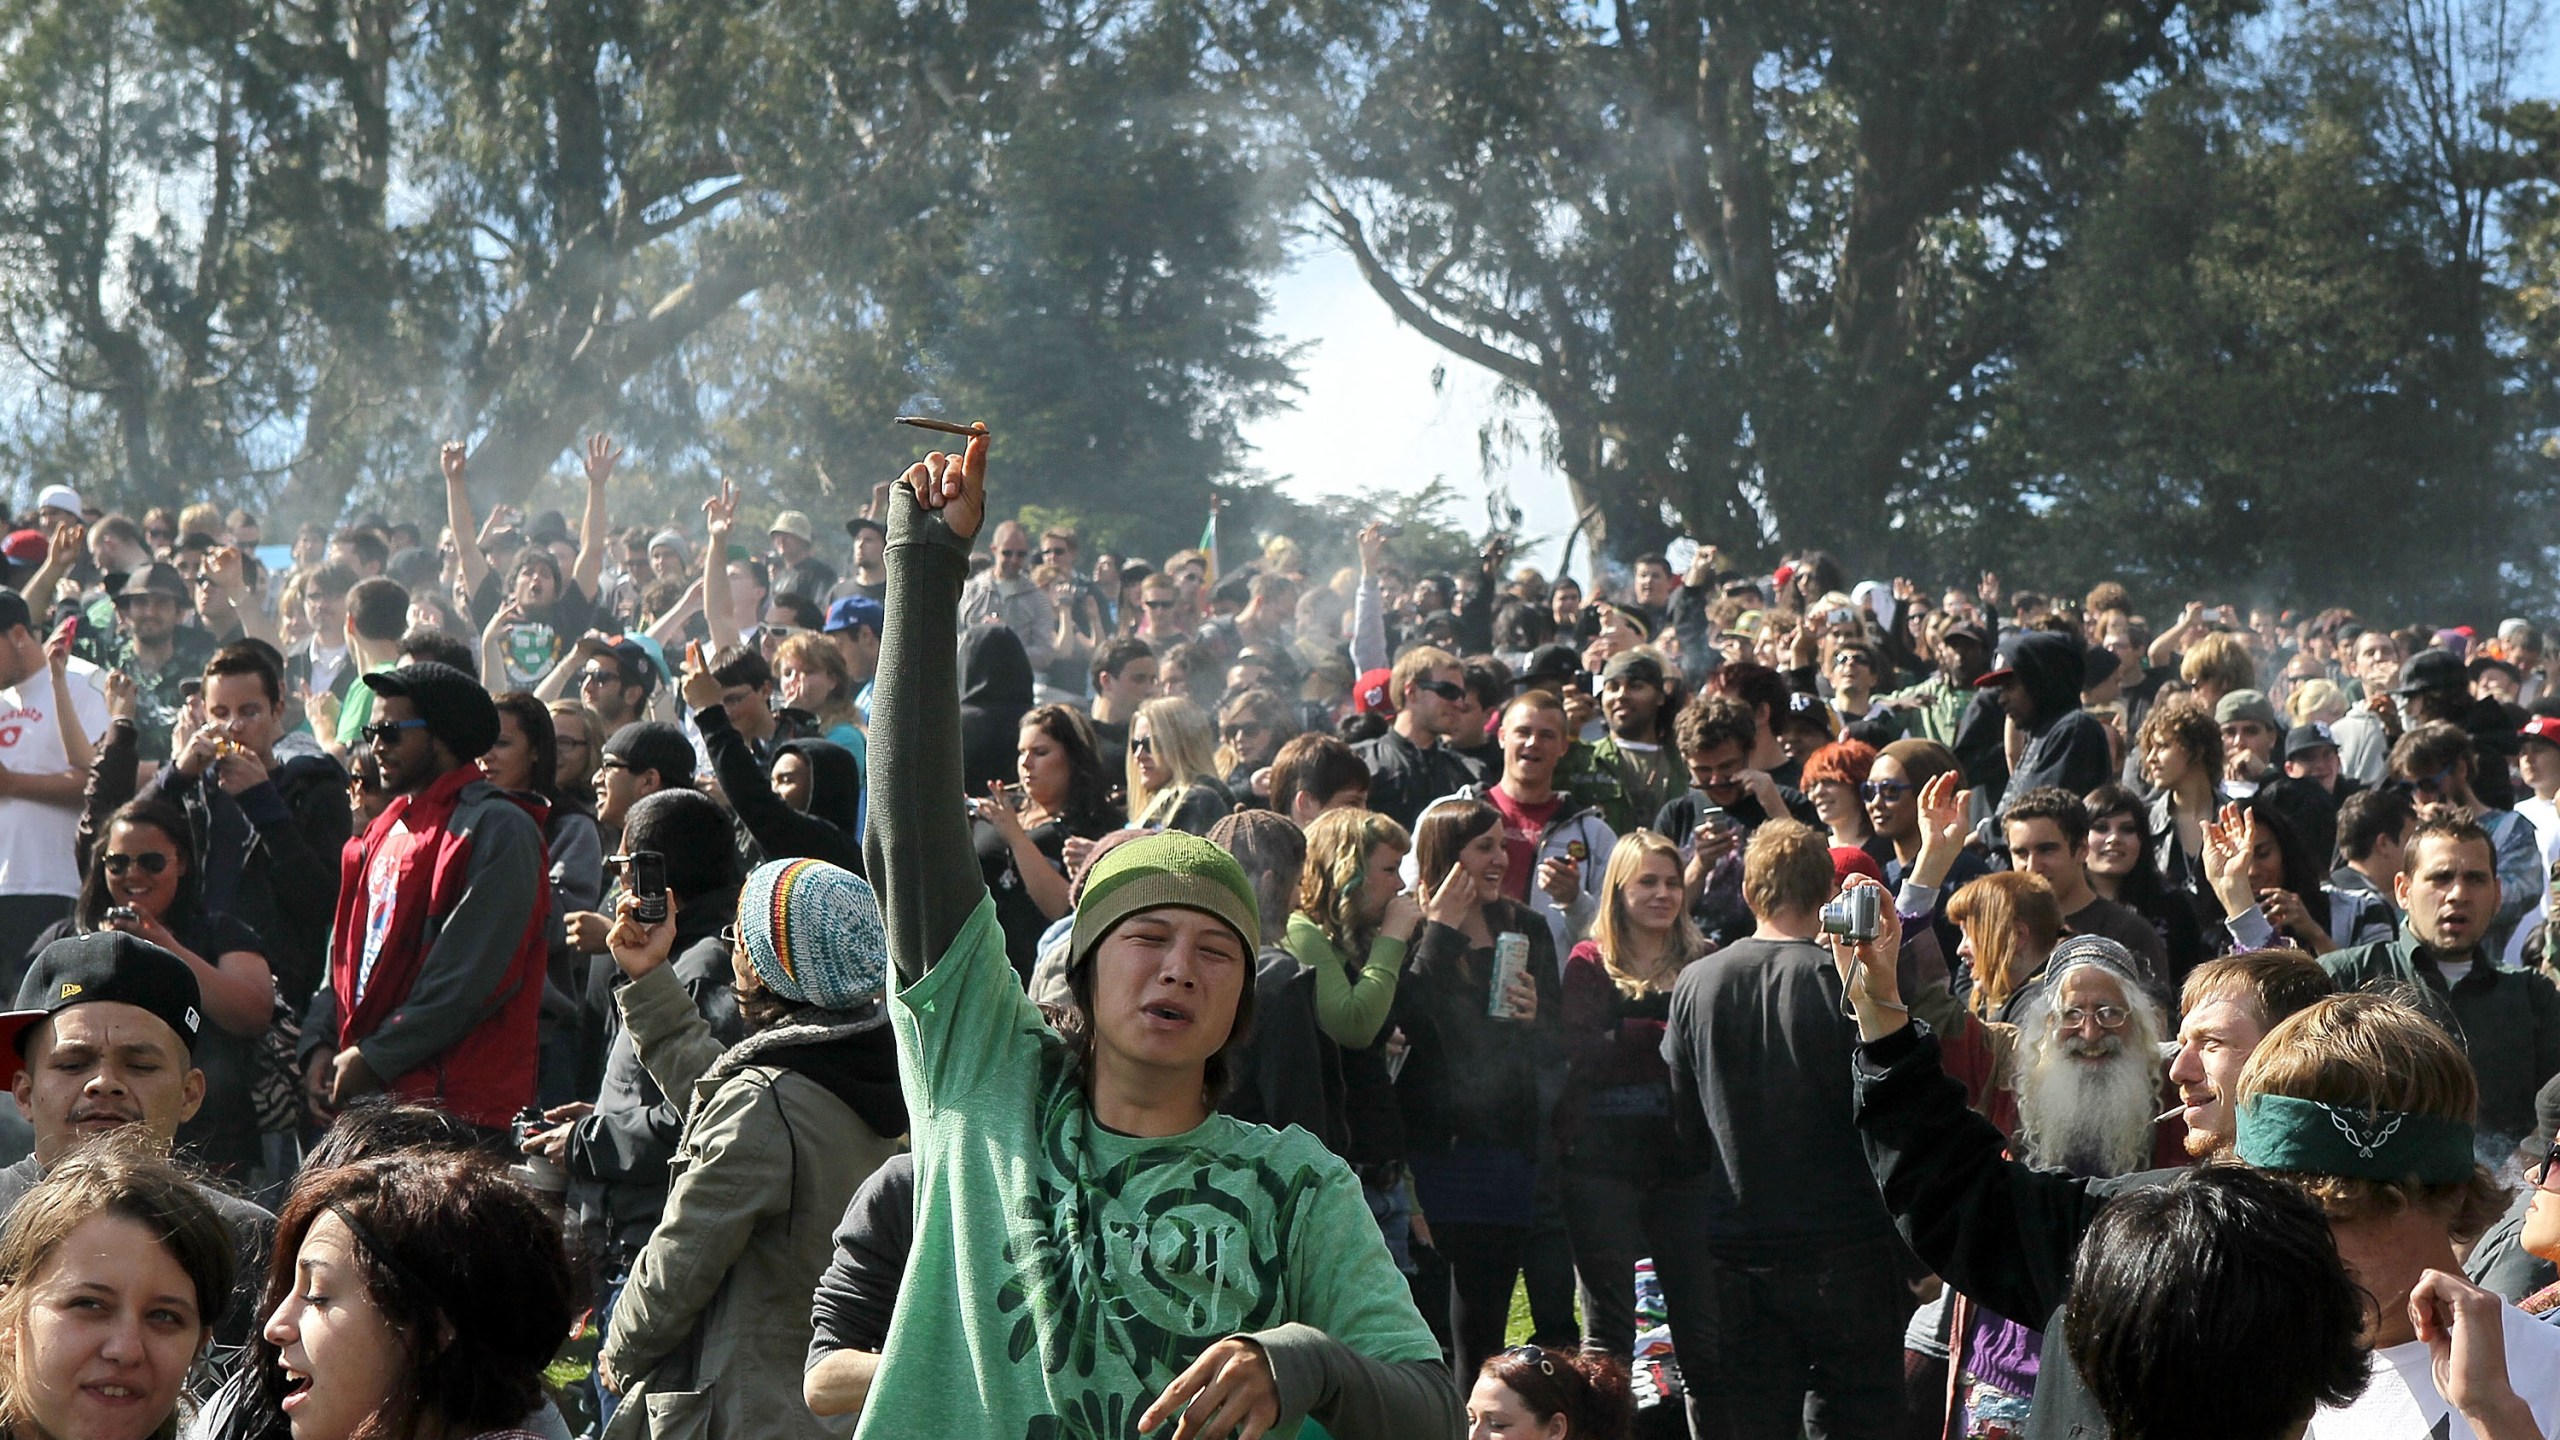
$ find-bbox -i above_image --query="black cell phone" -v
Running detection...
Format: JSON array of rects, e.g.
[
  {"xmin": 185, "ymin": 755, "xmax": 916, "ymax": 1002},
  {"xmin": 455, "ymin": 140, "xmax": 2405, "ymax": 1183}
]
[{"xmin": 620, "ymin": 851, "xmax": 668, "ymax": 924}]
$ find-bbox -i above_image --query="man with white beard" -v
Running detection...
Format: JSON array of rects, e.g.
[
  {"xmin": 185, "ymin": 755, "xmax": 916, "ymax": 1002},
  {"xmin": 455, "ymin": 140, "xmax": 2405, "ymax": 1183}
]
[
  {"xmin": 1941, "ymin": 936, "xmax": 2170, "ymax": 1436},
  {"xmin": 2012, "ymin": 939, "xmax": 2170, "ymax": 1179}
]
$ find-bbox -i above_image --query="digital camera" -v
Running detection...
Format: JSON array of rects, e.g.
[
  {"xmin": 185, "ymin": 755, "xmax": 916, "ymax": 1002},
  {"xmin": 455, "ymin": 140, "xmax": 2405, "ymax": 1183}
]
[{"xmin": 1819, "ymin": 886, "xmax": 1880, "ymax": 943}]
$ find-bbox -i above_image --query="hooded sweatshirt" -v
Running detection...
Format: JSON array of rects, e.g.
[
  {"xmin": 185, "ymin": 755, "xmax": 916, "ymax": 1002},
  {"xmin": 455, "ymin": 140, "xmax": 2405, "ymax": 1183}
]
[
  {"xmin": 1987, "ymin": 632, "xmax": 2113, "ymax": 810},
  {"xmin": 696, "ymin": 706, "xmax": 864, "ymax": 874},
  {"xmin": 958, "ymin": 625, "xmax": 1035, "ymax": 795}
]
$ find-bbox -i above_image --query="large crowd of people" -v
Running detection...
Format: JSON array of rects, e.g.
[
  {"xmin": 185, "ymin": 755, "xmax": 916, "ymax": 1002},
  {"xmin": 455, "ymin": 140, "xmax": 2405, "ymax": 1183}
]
[{"xmin": 0, "ymin": 431, "xmax": 2550, "ymax": 1440}]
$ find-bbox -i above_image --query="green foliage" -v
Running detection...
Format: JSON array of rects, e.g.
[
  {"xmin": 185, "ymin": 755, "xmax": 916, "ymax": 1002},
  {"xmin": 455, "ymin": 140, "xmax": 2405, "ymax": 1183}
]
[
  {"xmin": 1958, "ymin": 0, "xmax": 2554, "ymax": 617},
  {"xmin": 0, "ymin": 0, "xmax": 1315, "ymax": 547},
  {"xmin": 1303, "ymin": 0, "xmax": 2255, "ymax": 570}
]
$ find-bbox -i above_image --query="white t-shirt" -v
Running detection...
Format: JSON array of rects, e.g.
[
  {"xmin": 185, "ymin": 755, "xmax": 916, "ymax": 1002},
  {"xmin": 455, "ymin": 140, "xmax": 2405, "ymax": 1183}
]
[
  {"xmin": 2504, "ymin": 794, "xmax": 2560, "ymax": 965},
  {"xmin": 0, "ymin": 658, "xmax": 110, "ymax": 898},
  {"xmin": 2310, "ymin": 1302, "xmax": 2560, "ymax": 1440}
]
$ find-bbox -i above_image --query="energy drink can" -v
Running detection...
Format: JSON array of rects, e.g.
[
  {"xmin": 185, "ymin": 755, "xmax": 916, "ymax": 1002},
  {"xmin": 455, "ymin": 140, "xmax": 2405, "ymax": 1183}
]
[{"xmin": 1490, "ymin": 931, "xmax": 1530, "ymax": 1020}]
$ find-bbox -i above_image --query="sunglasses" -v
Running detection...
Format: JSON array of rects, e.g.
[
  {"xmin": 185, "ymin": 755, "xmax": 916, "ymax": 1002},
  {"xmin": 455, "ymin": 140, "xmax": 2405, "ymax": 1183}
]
[
  {"xmin": 1128, "ymin": 736, "xmax": 1155, "ymax": 755},
  {"xmin": 100, "ymin": 852, "xmax": 173, "ymax": 876},
  {"xmin": 2533, "ymin": 1138, "xmax": 2559, "ymax": 1193},
  {"xmin": 2408, "ymin": 764, "xmax": 2457, "ymax": 797},
  {"xmin": 1416, "ymin": 680, "xmax": 1468, "ymax": 703},
  {"xmin": 998, "ymin": 549, "xmax": 1029, "ymax": 560},
  {"xmin": 1502, "ymin": 1345, "xmax": 1558, "ymax": 1378},
  {"xmin": 1859, "ymin": 780, "xmax": 1916, "ymax": 802},
  {"xmin": 1221, "ymin": 724, "xmax": 1266, "ymax": 741},
  {"xmin": 361, "ymin": 717, "xmax": 429, "ymax": 745},
  {"xmin": 2058, "ymin": 1004, "xmax": 2131, "ymax": 1031},
  {"xmin": 1142, "ymin": 599, "xmax": 1179, "ymax": 611}
]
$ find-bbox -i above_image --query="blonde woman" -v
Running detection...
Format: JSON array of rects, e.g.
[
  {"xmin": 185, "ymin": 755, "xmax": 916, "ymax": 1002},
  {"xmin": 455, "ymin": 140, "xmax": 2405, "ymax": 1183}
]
[
  {"xmin": 776, "ymin": 631, "xmax": 863, "ymax": 748},
  {"xmin": 1127, "ymin": 695, "xmax": 1231, "ymax": 834},
  {"xmin": 1556, "ymin": 831, "xmax": 1707, "ymax": 1357},
  {"xmin": 1287, "ymin": 808, "xmax": 1427, "ymax": 1261},
  {"xmin": 1293, "ymin": 809, "xmax": 1424, "ymax": 1053},
  {"xmin": 2286, "ymin": 677, "xmax": 2350, "ymax": 729},
  {"xmin": 547, "ymin": 699, "xmax": 607, "ymax": 809}
]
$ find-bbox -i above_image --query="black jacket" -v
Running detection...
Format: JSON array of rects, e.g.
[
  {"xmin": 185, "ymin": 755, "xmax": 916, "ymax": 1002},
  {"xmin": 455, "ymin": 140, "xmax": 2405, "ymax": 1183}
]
[
  {"xmin": 1988, "ymin": 631, "xmax": 2114, "ymax": 811},
  {"xmin": 1352, "ymin": 727, "xmax": 1481, "ymax": 832},
  {"xmin": 1398, "ymin": 902, "xmax": 1562, "ymax": 1154},
  {"xmin": 81, "ymin": 718, "xmax": 349, "ymax": 1008},
  {"xmin": 1220, "ymin": 945, "xmax": 1350, "ymax": 1159},
  {"xmin": 957, "ymin": 625, "xmax": 1034, "ymax": 795},
  {"xmin": 565, "ymin": 893, "xmax": 744, "ymax": 1255},
  {"xmin": 808, "ymin": 1152, "xmax": 917, "ymax": 1365},
  {"xmin": 1856, "ymin": 1021, "xmax": 2179, "ymax": 1439}
]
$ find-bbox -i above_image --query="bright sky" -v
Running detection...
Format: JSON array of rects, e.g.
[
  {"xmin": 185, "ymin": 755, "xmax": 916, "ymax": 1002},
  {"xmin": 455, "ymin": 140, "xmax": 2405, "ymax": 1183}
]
[{"xmin": 1242, "ymin": 242, "xmax": 1583, "ymax": 574}]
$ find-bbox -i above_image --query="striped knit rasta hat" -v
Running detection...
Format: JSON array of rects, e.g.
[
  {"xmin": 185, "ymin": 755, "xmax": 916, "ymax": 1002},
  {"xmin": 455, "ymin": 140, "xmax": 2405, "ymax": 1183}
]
[{"xmin": 738, "ymin": 858, "xmax": 887, "ymax": 1009}]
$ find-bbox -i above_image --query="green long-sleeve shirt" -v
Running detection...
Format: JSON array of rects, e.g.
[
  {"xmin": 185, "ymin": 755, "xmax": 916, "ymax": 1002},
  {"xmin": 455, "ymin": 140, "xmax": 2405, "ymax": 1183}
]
[
  {"xmin": 1286, "ymin": 914, "xmax": 1410, "ymax": 1051},
  {"xmin": 857, "ymin": 477, "xmax": 1460, "ymax": 1440}
]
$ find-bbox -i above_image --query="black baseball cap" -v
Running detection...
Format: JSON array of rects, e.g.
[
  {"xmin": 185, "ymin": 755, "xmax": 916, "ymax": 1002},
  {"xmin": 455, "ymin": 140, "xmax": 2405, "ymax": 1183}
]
[
  {"xmin": 0, "ymin": 933, "xmax": 204, "ymax": 1091},
  {"xmin": 1515, "ymin": 643, "xmax": 1583, "ymax": 693},
  {"xmin": 2283, "ymin": 721, "xmax": 2339, "ymax": 760},
  {"xmin": 605, "ymin": 638, "xmax": 661, "ymax": 696},
  {"xmin": 603, "ymin": 720, "xmax": 697, "ymax": 787},
  {"xmin": 361, "ymin": 662, "xmax": 502, "ymax": 760},
  {"xmin": 844, "ymin": 516, "xmax": 885, "ymax": 542},
  {"xmin": 2393, "ymin": 649, "xmax": 2466, "ymax": 695}
]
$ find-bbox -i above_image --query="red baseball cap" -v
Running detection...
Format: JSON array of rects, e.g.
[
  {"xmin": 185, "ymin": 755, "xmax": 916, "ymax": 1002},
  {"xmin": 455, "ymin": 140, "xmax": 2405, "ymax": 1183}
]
[
  {"xmin": 1353, "ymin": 668, "xmax": 1397, "ymax": 717},
  {"xmin": 2, "ymin": 531, "xmax": 46, "ymax": 566},
  {"xmin": 1832, "ymin": 846, "xmax": 1886, "ymax": 888},
  {"xmin": 2521, "ymin": 715, "xmax": 2560, "ymax": 749}
]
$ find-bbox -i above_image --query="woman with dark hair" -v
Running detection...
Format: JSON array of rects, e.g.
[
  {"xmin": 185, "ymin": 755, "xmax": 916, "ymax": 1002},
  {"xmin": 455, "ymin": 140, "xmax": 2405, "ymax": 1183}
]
[
  {"xmin": 1467, "ymin": 1345, "xmax": 1633, "ymax": 1440},
  {"xmin": 482, "ymin": 692, "xmax": 605, "ymax": 942},
  {"xmin": 258, "ymin": 1152, "xmax": 574, "ymax": 1440},
  {"xmin": 39, "ymin": 797, "xmax": 272, "ymax": 1178},
  {"xmin": 2200, "ymin": 798, "xmax": 2394, "ymax": 956},
  {"xmin": 0, "ymin": 1143, "xmax": 236, "ymax": 1440},
  {"xmin": 2085, "ymin": 783, "xmax": 2210, "ymax": 984},
  {"xmin": 483, "ymin": 693, "xmax": 608, "ymax": 1108},
  {"xmin": 2136, "ymin": 695, "xmax": 2225, "ymax": 903},
  {"xmin": 1399, "ymin": 797, "xmax": 1561, "ymax": 1377},
  {"xmin": 593, "ymin": 858, "xmax": 904, "ymax": 1440},
  {"xmin": 969, "ymin": 704, "xmax": 1124, "ymax": 981}
]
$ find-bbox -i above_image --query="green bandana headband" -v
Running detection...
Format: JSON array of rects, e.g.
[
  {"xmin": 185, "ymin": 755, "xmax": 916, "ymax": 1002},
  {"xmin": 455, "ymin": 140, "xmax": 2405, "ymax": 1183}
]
[{"xmin": 2234, "ymin": 1095, "xmax": 2476, "ymax": 1184}]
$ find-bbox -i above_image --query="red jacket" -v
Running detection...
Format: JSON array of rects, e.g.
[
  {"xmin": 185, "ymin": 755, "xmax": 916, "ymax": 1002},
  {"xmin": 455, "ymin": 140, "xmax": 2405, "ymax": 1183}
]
[{"xmin": 329, "ymin": 766, "xmax": 550, "ymax": 1128}]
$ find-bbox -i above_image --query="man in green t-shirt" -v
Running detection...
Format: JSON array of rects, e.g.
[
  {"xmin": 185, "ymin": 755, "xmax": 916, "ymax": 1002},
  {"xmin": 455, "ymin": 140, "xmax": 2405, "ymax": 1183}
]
[{"xmin": 850, "ymin": 427, "xmax": 1458, "ymax": 1440}]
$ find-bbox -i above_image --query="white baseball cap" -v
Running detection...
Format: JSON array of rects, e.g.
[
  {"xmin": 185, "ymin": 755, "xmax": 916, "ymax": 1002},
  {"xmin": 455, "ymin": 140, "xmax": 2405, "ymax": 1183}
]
[{"xmin": 35, "ymin": 485, "xmax": 81, "ymax": 516}]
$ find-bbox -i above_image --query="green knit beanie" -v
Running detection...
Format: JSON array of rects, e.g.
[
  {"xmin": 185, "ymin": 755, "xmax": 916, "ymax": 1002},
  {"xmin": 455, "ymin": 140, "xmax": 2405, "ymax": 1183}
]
[{"xmin": 1068, "ymin": 832, "xmax": 1260, "ymax": 967}]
